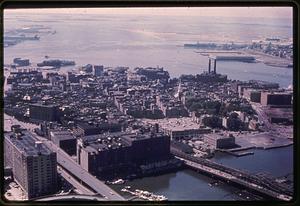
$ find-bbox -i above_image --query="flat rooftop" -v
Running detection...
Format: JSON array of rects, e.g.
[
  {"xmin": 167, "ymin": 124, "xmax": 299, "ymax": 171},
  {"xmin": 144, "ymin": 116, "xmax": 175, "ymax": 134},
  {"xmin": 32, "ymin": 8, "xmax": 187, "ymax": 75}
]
[
  {"xmin": 50, "ymin": 130, "xmax": 75, "ymax": 141},
  {"xmin": 5, "ymin": 130, "xmax": 53, "ymax": 156},
  {"xmin": 80, "ymin": 131, "xmax": 165, "ymax": 153},
  {"xmin": 204, "ymin": 133, "xmax": 235, "ymax": 140},
  {"xmin": 30, "ymin": 102, "xmax": 59, "ymax": 108},
  {"xmin": 143, "ymin": 117, "xmax": 203, "ymax": 132}
]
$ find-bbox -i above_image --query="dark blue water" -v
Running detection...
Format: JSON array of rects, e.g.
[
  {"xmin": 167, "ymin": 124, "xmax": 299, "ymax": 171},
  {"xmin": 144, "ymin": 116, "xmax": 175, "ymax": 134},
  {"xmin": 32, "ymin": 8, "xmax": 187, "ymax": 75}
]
[
  {"xmin": 112, "ymin": 169, "xmax": 240, "ymax": 200},
  {"xmin": 112, "ymin": 146, "xmax": 293, "ymax": 200},
  {"xmin": 212, "ymin": 146, "xmax": 293, "ymax": 178}
]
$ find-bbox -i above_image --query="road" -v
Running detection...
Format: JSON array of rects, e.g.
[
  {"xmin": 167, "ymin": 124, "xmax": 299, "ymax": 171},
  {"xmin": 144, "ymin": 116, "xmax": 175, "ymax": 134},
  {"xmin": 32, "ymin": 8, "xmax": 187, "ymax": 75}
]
[
  {"xmin": 4, "ymin": 114, "xmax": 38, "ymax": 132},
  {"xmin": 57, "ymin": 166, "xmax": 95, "ymax": 195},
  {"xmin": 250, "ymin": 102, "xmax": 293, "ymax": 140}
]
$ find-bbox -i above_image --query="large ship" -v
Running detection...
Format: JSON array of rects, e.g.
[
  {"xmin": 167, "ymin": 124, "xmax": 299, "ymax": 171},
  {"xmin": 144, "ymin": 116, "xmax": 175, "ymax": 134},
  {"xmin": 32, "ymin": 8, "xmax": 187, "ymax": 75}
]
[
  {"xmin": 213, "ymin": 55, "xmax": 256, "ymax": 63},
  {"xmin": 37, "ymin": 59, "xmax": 76, "ymax": 68},
  {"xmin": 184, "ymin": 42, "xmax": 217, "ymax": 49},
  {"xmin": 4, "ymin": 34, "xmax": 40, "ymax": 41}
]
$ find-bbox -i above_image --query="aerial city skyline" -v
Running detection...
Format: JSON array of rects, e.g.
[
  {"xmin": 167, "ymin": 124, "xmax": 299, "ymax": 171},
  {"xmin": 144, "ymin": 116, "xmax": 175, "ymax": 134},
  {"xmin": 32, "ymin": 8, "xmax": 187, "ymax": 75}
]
[{"xmin": 3, "ymin": 7, "xmax": 294, "ymax": 201}]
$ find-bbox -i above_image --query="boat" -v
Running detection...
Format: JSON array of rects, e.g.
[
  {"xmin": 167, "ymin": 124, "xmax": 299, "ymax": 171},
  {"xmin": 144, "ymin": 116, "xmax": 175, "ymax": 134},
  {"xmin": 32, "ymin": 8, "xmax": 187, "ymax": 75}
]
[
  {"xmin": 106, "ymin": 178, "xmax": 125, "ymax": 185},
  {"xmin": 121, "ymin": 187, "xmax": 167, "ymax": 201},
  {"xmin": 37, "ymin": 59, "xmax": 75, "ymax": 67},
  {"xmin": 184, "ymin": 42, "xmax": 217, "ymax": 49}
]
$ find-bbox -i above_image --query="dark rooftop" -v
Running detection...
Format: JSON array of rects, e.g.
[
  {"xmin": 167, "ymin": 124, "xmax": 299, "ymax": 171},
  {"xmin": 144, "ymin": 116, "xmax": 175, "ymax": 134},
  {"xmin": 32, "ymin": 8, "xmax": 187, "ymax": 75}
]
[
  {"xmin": 5, "ymin": 130, "xmax": 54, "ymax": 156},
  {"xmin": 49, "ymin": 130, "xmax": 76, "ymax": 141},
  {"xmin": 79, "ymin": 131, "xmax": 166, "ymax": 153}
]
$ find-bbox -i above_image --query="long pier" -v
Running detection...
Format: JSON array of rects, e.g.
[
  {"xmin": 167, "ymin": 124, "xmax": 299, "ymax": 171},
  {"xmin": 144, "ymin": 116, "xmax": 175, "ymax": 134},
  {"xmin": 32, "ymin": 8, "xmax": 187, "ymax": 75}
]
[{"xmin": 171, "ymin": 148, "xmax": 293, "ymax": 201}]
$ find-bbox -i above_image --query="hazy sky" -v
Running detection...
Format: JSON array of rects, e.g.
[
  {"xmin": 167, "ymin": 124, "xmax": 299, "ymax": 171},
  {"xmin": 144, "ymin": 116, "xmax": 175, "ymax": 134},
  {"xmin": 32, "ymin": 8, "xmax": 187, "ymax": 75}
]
[{"xmin": 5, "ymin": 7, "xmax": 293, "ymax": 19}]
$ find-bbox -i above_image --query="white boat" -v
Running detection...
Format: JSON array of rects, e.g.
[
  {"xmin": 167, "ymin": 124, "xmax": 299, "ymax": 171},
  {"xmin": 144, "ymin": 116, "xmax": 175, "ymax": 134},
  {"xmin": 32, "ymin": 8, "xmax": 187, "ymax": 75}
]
[{"xmin": 107, "ymin": 178, "xmax": 125, "ymax": 185}]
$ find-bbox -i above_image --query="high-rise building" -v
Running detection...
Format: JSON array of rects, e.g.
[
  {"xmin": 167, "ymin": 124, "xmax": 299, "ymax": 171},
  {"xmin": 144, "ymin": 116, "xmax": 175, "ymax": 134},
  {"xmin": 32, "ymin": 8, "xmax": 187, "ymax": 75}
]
[
  {"xmin": 4, "ymin": 126, "xmax": 57, "ymax": 199},
  {"xmin": 93, "ymin": 65, "xmax": 104, "ymax": 77}
]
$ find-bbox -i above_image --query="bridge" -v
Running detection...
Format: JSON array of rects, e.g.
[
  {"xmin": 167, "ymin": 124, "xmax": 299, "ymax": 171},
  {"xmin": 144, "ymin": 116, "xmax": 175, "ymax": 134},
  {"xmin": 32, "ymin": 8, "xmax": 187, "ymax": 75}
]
[
  {"xmin": 34, "ymin": 194, "xmax": 106, "ymax": 201},
  {"xmin": 171, "ymin": 147, "xmax": 293, "ymax": 201}
]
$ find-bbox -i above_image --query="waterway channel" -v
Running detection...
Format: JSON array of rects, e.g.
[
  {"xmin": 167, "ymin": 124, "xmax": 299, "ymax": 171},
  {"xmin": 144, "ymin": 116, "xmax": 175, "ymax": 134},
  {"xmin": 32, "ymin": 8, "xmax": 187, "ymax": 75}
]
[{"xmin": 111, "ymin": 146, "xmax": 293, "ymax": 200}]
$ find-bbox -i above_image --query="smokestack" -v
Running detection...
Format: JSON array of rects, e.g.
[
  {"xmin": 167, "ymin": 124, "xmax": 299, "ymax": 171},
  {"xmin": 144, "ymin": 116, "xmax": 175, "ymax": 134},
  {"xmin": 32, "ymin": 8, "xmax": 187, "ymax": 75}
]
[
  {"xmin": 214, "ymin": 59, "xmax": 217, "ymax": 74},
  {"xmin": 208, "ymin": 58, "xmax": 211, "ymax": 73},
  {"xmin": 154, "ymin": 123, "xmax": 159, "ymax": 133}
]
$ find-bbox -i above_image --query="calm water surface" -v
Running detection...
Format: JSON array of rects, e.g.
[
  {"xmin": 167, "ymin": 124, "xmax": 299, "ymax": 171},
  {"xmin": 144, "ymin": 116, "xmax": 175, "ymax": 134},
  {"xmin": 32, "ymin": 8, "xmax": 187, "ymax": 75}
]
[
  {"xmin": 112, "ymin": 146, "xmax": 293, "ymax": 200},
  {"xmin": 4, "ymin": 13, "xmax": 293, "ymax": 87}
]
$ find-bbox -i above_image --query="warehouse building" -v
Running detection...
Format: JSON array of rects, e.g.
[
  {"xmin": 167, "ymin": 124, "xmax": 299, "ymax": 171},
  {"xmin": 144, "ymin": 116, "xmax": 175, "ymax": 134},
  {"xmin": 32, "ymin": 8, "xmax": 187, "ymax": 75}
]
[
  {"xmin": 77, "ymin": 131, "xmax": 171, "ymax": 179},
  {"xmin": 76, "ymin": 121, "xmax": 122, "ymax": 136}
]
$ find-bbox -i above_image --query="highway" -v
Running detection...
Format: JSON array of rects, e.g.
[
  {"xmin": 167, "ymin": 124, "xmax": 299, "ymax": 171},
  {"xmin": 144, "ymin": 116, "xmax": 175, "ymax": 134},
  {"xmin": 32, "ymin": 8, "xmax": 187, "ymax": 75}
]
[
  {"xmin": 35, "ymin": 194, "xmax": 106, "ymax": 201},
  {"xmin": 57, "ymin": 166, "xmax": 95, "ymax": 195},
  {"xmin": 4, "ymin": 114, "xmax": 125, "ymax": 201}
]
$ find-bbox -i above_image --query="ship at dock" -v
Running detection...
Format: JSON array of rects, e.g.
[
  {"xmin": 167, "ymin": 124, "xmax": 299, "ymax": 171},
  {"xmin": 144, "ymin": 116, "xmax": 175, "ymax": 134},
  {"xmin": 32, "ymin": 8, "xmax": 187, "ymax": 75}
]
[
  {"xmin": 184, "ymin": 42, "xmax": 217, "ymax": 49},
  {"xmin": 184, "ymin": 42, "xmax": 248, "ymax": 50},
  {"xmin": 37, "ymin": 59, "xmax": 76, "ymax": 68},
  {"xmin": 212, "ymin": 55, "xmax": 256, "ymax": 63}
]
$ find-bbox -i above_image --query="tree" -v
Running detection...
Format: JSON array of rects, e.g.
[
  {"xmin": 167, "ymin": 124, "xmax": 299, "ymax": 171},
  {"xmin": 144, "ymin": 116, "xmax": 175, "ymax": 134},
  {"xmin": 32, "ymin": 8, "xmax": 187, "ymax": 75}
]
[
  {"xmin": 227, "ymin": 114, "xmax": 243, "ymax": 131},
  {"xmin": 202, "ymin": 116, "xmax": 222, "ymax": 128}
]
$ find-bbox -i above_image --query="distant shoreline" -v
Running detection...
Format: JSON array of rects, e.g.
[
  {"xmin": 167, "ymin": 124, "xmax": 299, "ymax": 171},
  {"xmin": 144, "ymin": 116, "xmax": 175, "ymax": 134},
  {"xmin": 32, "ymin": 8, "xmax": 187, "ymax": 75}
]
[{"xmin": 193, "ymin": 49, "xmax": 292, "ymax": 68}]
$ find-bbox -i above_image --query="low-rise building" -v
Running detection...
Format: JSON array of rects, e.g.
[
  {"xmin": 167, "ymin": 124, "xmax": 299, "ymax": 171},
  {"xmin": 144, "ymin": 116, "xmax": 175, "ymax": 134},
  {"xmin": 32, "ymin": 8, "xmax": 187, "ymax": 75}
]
[
  {"xmin": 203, "ymin": 133, "xmax": 235, "ymax": 149},
  {"xmin": 243, "ymin": 88, "xmax": 261, "ymax": 102},
  {"xmin": 144, "ymin": 118, "xmax": 211, "ymax": 140}
]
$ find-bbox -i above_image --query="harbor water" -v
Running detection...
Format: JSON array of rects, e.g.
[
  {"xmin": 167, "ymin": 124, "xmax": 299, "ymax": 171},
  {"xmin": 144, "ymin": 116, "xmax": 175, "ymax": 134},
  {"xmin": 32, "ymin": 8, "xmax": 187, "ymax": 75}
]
[
  {"xmin": 111, "ymin": 146, "xmax": 293, "ymax": 200},
  {"xmin": 4, "ymin": 12, "xmax": 293, "ymax": 88}
]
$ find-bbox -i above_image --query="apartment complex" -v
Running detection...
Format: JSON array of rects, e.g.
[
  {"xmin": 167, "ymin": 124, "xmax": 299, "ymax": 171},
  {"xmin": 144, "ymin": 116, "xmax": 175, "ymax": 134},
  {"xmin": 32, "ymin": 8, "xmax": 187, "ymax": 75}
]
[{"xmin": 4, "ymin": 126, "xmax": 57, "ymax": 199}]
